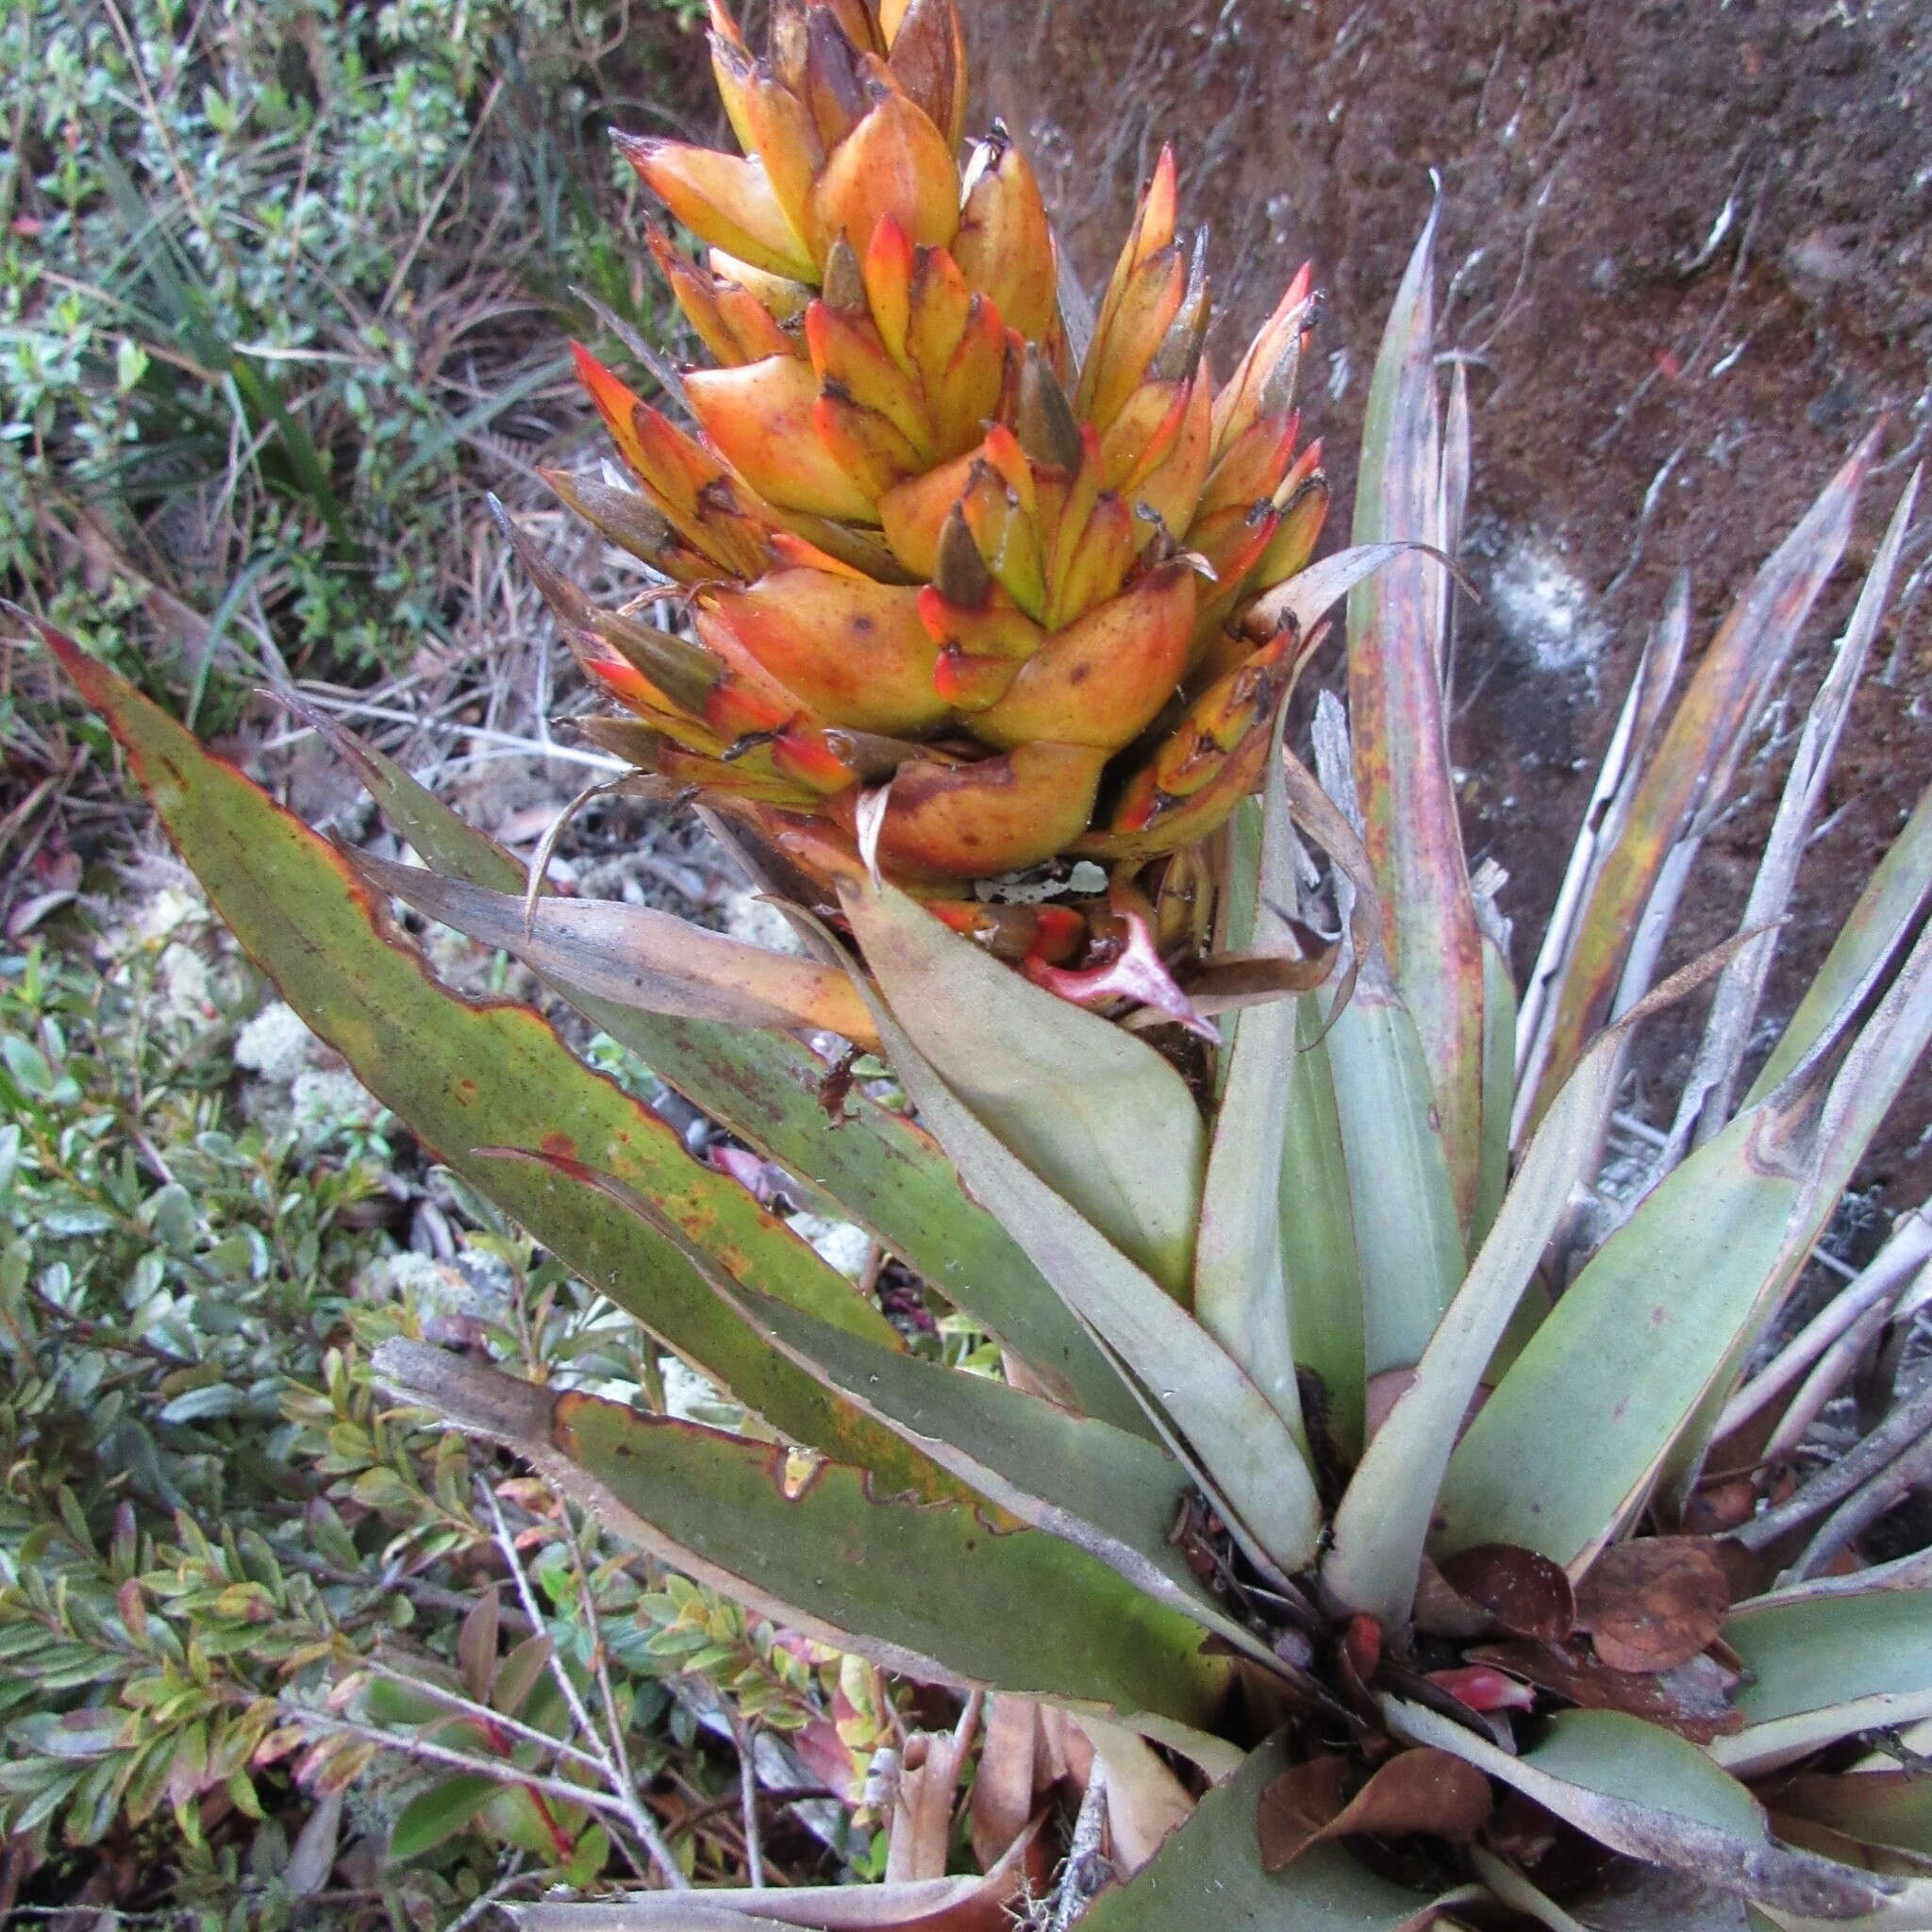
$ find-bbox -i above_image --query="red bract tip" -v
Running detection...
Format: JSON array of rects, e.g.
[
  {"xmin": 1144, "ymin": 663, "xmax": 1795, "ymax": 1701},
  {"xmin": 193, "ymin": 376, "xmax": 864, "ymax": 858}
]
[
  {"xmin": 1428, "ymin": 1666, "xmax": 1537, "ymax": 1714},
  {"xmin": 1025, "ymin": 909, "xmax": 1218, "ymax": 1042}
]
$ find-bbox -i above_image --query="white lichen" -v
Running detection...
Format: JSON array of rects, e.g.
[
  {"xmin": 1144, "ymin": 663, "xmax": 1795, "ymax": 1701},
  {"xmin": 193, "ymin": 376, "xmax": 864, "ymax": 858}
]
[{"xmin": 1490, "ymin": 534, "xmax": 1607, "ymax": 686}]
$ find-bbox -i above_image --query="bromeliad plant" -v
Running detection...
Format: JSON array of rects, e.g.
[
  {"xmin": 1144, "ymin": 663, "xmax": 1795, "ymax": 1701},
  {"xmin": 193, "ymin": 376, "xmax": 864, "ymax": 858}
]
[{"xmin": 40, "ymin": 0, "xmax": 1932, "ymax": 1924}]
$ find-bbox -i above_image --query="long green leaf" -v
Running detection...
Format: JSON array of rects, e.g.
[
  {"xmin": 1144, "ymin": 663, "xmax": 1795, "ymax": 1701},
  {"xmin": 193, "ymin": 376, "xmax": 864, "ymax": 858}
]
[
  {"xmin": 1324, "ymin": 942, "xmax": 1746, "ymax": 1623},
  {"xmin": 480, "ymin": 1147, "xmax": 1273, "ymax": 1664},
  {"xmin": 1193, "ymin": 726, "xmax": 1308, "ymax": 1437},
  {"xmin": 1674, "ymin": 471, "xmax": 1921, "ymax": 1145},
  {"xmin": 373, "ymin": 1341, "xmax": 1234, "ymax": 1744},
  {"xmin": 845, "ymin": 944, "xmax": 1324, "ymax": 1575},
  {"xmin": 1279, "ymin": 998, "xmax": 1368, "ymax": 1459},
  {"xmin": 1775, "ymin": 1771, "xmax": 1932, "ymax": 1862},
  {"xmin": 1441, "ymin": 894, "xmax": 1932, "ymax": 1568},
  {"xmin": 1714, "ymin": 1590, "xmax": 1932, "ymax": 1777},
  {"xmin": 1473, "ymin": 925, "xmax": 1516, "ymax": 1247},
  {"xmin": 841, "ymin": 879, "xmax": 1207, "ymax": 1298},
  {"xmin": 1348, "ymin": 205, "xmax": 1486, "ymax": 1230},
  {"xmin": 44, "ymin": 631, "xmax": 917, "ymax": 1477},
  {"xmin": 720, "ymin": 1277, "xmax": 1262, "ymax": 1657},
  {"xmin": 1298, "ymin": 709, "xmax": 1465, "ymax": 1376},
  {"xmin": 1077, "ymin": 1734, "xmax": 1474, "ymax": 1932},
  {"xmin": 1324, "ymin": 983, "xmax": 1467, "ymax": 1376},
  {"xmin": 294, "ymin": 704, "xmax": 1141, "ymax": 1430},
  {"xmin": 1391, "ymin": 1703, "xmax": 1892, "ymax": 1922},
  {"xmin": 1746, "ymin": 781, "xmax": 1932, "ymax": 1107},
  {"xmin": 1512, "ymin": 583, "xmax": 1690, "ymax": 1133},
  {"xmin": 1665, "ymin": 841, "xmax": 1932, "ymax": 1502},
  {"xmin": 1430, "ymin": 1094, "xmax": 1809, "ymax": 1570}
]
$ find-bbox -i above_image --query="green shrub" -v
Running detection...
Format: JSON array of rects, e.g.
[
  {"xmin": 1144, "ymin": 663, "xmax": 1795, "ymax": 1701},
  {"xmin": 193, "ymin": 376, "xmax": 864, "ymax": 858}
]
[
  {"xmin": 0, "ymin": 0, "xmax": 694, "ymax": 705},
  {"xmin": 0, "ymin": 891, "xmax": 881, "ymax": 1917}
]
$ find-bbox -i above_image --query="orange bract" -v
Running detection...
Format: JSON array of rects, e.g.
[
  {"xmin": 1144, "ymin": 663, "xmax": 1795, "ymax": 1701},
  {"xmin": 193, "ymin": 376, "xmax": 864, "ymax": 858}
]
[{"xmin": 538, "ymin": 0, "xmax": 1331, "ymax": 929}]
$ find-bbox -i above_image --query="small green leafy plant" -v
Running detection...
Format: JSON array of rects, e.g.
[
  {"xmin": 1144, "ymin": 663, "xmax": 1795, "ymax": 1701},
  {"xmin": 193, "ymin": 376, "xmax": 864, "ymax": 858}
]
[{"xmin": 0, "ymin": 904, "xmax": 886, "ymax": 1914}]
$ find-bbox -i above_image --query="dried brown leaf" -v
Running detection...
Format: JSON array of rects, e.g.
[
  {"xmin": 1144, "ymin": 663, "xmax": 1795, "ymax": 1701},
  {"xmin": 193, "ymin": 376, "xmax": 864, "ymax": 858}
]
[
  {"xmin": 1258, "ymin": 1747, "xmax": 1493, "ymax": 1873},
  {"xmin": 1575, "ymin": 1538, "xmax": 1731, "ymax": 1674},
  {"xmin": 1471, "ymin": 1640, "xmax": 1744, "ymax": 1744},
  {"xmin": 968, "ymin": 1695, "xmax": 1040, "ymax": 1869},
  {"xmin": 1441, "ymin": 1544, "xmax": 1577, "ymax": 1643}
]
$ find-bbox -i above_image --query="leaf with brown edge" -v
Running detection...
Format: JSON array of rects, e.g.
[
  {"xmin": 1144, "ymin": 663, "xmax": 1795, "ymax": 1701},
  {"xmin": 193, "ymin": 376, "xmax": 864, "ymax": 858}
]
[
  {"xmin": 1440, "ymin": 1545, "xmax": 1576, "ymax": 1643},
  {"xmin": 1470, "ymin": 1641, "xmax": 1744, "ymax": 1745},
  {"xmin": 1575, "ymin": 1538, "xmax": 1731, "ymax": 1674},
  {"xmin": 353, "ymin": 854, "xmax": 883, "ymax": 1051},
  {"xmin": 1258, "ymin": 1748, "xmax": 1492, "ymax": 1873},
  {"xmin": 40, "ymin": 626, "xmax": 921, "ymax": 1477},
  {"xmin": 291, "ymin": 703, "xmax": 1141, "ymax": 1439},
  {"xmin": 372, "ymin": 1340, "xmax": 1237, "ymax": 1747},
  {"xmin": 467, "ymin": 1142, "xmax": 1283, "ymax": 1670}
]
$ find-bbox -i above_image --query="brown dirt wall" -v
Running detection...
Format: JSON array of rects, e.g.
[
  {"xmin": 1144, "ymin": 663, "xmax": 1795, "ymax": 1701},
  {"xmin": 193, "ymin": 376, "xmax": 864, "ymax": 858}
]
[{"xmin": 966, "ymin": 0, "xmax": 1932, "ymax": 1209}]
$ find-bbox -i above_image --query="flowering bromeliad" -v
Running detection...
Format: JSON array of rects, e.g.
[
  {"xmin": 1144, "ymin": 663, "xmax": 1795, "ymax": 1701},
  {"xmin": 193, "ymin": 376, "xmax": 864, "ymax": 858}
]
[
  {"xmin": 44, "ymin": 0, "xmax": 1932, "ymax": 1922},
  {"xmin": 533, "ymin": 0, "xmax": 1331, "ymax": 973}
]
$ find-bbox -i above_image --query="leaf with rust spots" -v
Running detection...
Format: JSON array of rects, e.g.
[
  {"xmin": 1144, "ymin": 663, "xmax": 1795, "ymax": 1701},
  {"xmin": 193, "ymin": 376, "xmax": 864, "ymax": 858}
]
[
  {"xmin": 1258, "ymin": 1747, "xmax": 1492, "ymax": 1873},
  {"xmin": 1575, "ymin": 1537, "xmax": 1730, "ymax": 1674},
  {"xmin": 1471, "ymin": 1640, "xmax": 1743, "ymax": 1744},
  {"xmin": 39, "ymin": 622, "xmax": 917, "ymax": 1475},
  {"xmin": 274, "ymin": 690, "xmax": 1145, "ymax": 1435},
  {"xmin": 1440, "ymin": 1544, "xmax": 1576, "ymax": 1643},
  {"xmin": 378, "ymin": 1341, "xmax": 1235, "ymax": 1737}
]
